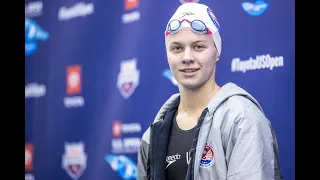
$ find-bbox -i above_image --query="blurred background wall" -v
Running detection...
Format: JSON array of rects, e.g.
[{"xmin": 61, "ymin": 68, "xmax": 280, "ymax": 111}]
[{"xmin": 25, "ymin": 0, "xmax": 295, "ymax": 179}]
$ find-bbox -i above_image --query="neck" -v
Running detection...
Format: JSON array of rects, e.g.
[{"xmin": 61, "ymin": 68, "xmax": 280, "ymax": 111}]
[{"xmin": 178, "ymin": 77, "xmax": 220, "ymax": 115}]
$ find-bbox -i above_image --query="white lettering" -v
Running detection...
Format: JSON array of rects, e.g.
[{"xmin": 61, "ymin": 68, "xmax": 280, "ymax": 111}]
[
  {"xmin": 165, "ymin": 153, "xmax": 181, "ymax": 169},
  {"xmin": 25, "ymin": 1, "xmax": 43, "ymax": 17},
  {"xmin": 122, "ymin": 123, "xmax": 142, "ymax": 133},
  {"xmin": 25, "ymin": 83, "xmax": 46, "ymax": 98},
  {"xmin": 231, "ymin": 54, "xmax": 284, "ymax": 73},
  {"xmin": 123, "ymin": 137, "xmax": 141, "ymax": 149},
  {"xmin": 111, "ymin": 138, "xmax": 140, "ymax": 154},
  {"xmin": 64, "ymin": 96, "xmax": 85, "ymax": 108},
  {"xmin": 58, "ymin": 2, "xmax": 94, "ymax": 21},
  {"xmin": 166, "ymin": 153, "xmax": 181, "ymax": 161},
  {"xmin": 122, "ymin": 11, "xmax": 140, "ymax": 24}
]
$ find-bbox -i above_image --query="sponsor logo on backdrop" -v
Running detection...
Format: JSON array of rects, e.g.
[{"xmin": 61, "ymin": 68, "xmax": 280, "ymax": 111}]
[
  {"xmin": 113, "ymin": 121, "xmax": 122, "ymax": 137},
  {"xmin": 58, "ymin": 2, "xmax": 94, "ymax": 21},
  {"xmin": 231, "ymin": 54, "xmax": 284, "ymax": 73},
  {"xmin": 112, "ymin": 138, "xmax": 141, "ymax": 154},
  {"xmin": 25, "ymin": 82, "xmax": 46, "ymax": 98},
  {"xmin": 104, "ymin": 154, "xmax": 137, "ymax": 180},
  {"xmin": 62, "ymin": 142, "xmax": 87, "ymax": 180},
  {"xmin": 64, "ymin": 64, "xmax": 85, "ymax": 108},
  {"xmin": 179, "ymin": 0, "xmax": 200, "ymax": 4},
  {"xmin": 122, "ymin": 0, "xmax": 140, "ymax": 24},
  {"xmin": 25, "ymin": 18, "xmax": 49, "ymax": 56},
  {"xmin": 25, "ymin": 1, "xmax": 43, "ymax": 17},
  {"xmin": 67, "ymin": 65, "xmax": 82, "ymax": 94},
  {"xmin": 242, "ymin": 0, "xmax": 270, "ymax": 16},
  {"xmin": 25, "ymin": 173, "xmax": 35, "ymax": 180},
  {"xmin": 111, "ymin": 120, "xmax": 142, "ymax": 154},
  {"xmin": 117, "ymin": 58, "xmax": 140, "ymax": 99},
  {"xmin": 125, "ymin": 0, "xmax": 139, "ymax": 10},
  {"xmin": 163, "ymin": 69, "xmax": 178, "ymax": 86},
  {"xmin": 112, "ymin": 120, "xmax": 142, "ymax": 138},
  {"xmin": 25, "ymin": 143, "xmax": 33, "ymax": 171}
]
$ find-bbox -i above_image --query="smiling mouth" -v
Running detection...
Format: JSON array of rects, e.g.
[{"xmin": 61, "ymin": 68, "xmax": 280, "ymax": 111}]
[{"xmin": 180, "ymin": 68, "xmax": 200, "ymax": 73}]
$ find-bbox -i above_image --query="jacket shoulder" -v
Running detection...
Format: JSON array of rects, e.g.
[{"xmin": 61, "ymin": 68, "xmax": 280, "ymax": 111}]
[{"xmin": 217, "ymin": 95, "xmax": 270, "ymax": 130}]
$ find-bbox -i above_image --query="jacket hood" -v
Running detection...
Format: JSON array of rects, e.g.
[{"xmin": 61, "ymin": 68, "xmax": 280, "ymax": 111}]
[{"xmin": 152, "ymin": 82, "xmax": 264, "ymax": 123}]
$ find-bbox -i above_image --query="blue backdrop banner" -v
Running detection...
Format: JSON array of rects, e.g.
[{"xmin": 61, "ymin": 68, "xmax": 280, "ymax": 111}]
[{"xmin": 25, "ymin": 0, "xmax": 295, "ymax": 179}]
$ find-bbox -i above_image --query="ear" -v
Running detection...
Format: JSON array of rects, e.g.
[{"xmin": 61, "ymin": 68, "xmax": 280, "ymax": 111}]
[{"xmin": 215, "ymin": 55, "xmax": 220, "ymax": 63}]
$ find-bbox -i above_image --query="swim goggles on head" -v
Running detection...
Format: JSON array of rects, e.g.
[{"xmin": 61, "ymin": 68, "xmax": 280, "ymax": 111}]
[{"xmin": 165, "ymin": 19, "xmax": 213, "ymax": 36}]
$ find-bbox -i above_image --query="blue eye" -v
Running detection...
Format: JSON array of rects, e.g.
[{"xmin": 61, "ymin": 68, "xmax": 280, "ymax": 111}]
[{"xmin": 172, "ymin": 46, "xmax": 182, "ymax": 51}]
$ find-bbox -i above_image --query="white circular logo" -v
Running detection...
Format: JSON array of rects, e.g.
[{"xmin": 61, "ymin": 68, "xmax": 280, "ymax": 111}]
[{"xmin": 68, "ymin": 72, "xmax": 80, "ymax": 88}]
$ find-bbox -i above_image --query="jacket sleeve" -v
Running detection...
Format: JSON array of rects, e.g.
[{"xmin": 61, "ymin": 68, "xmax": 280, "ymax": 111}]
[
  {"xmin": 137, "ymin": 139, "xmax": 149, "ymax": 180},
  {"xmin": 226, "ymin": 104, "xmax": 283, "ymax": 180}
]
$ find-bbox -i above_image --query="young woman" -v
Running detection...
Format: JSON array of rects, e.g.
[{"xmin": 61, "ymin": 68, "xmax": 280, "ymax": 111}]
[{"xmin": 137, "ymin": 2, "xmax": 282, "ymax": 180}]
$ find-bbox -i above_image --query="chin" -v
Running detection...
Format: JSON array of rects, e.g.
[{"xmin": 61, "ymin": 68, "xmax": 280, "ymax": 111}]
[{"xmin": 178, "ymin": 79, "xmax": 205, "ymax": 90}]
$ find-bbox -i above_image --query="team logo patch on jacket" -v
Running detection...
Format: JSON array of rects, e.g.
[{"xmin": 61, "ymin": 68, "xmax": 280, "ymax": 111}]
[{"xmin": 200, "ymin": 143, "xmax": 215, "ymax": 168}]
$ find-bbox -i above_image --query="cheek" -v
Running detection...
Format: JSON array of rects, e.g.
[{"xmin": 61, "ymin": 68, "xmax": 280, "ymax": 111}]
[
  {"xmin": 167, "ymin": 54, "xmax": 180, "ymax": 69},
  {"xmin": 207, "ymin": 57, "xmax": 216, "ymax": 71},
  {"xmin": 198, "ymin": 54, "xmax": 216, "ymax": 73}
]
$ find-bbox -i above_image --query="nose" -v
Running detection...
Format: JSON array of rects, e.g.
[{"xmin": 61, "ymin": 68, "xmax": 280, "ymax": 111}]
[{"xmin": 181, "ymin": 48, "xmax": 195, "ymax": 64}]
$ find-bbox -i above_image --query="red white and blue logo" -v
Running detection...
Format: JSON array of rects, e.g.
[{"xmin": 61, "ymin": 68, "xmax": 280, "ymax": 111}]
[
  {"xmin": 207, "ymin": 8, "xmax": 221, "ymax": 32},
  {"xmin": 200, "ymin": 143, "xmax": 215, "ymax": 168}
]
